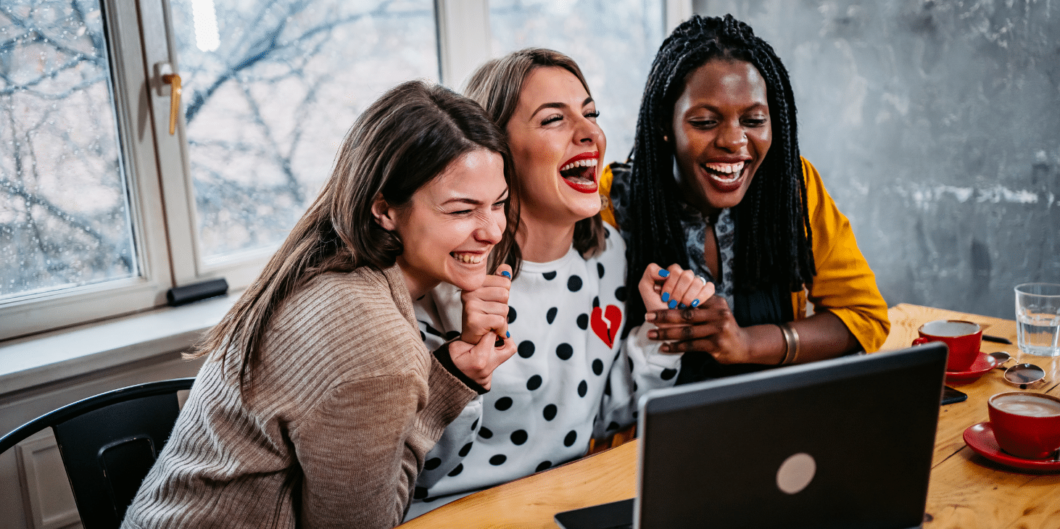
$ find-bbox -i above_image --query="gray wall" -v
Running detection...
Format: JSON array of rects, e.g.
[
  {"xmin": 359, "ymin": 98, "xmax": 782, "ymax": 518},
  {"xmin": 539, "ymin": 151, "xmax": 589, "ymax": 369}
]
[{"xmin": 694, "ymin": 0, "xmax": 1060, "ymax": 319}]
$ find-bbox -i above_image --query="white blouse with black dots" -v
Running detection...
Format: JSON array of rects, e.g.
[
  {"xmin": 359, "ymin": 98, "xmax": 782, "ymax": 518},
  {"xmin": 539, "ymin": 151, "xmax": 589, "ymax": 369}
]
[{"xmin": 404, "ymin": 224, "xmax": 681, "ymax": 520}]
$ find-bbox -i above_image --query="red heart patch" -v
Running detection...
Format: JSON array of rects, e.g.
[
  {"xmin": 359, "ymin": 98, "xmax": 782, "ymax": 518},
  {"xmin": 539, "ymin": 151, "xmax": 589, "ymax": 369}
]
[{"xmin": 591, "ymin": 304, "xmax": 622, "ymax": 348}]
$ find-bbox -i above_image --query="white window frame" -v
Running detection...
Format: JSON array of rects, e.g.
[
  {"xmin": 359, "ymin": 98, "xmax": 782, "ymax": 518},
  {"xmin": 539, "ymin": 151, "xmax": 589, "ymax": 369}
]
[
  {"xmin": 0, "ymin": 0, "xmax": 689, "ymax": 343},
  {"xmin": 0, "ymin": 0, "xmax": 174, "ymax": 341}
]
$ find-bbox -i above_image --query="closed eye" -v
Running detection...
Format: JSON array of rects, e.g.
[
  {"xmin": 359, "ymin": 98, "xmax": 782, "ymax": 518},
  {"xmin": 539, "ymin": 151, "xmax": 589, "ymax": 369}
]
[{"xmin": 541, "ymin": 114, "xmax": 563, "ymax": 126}]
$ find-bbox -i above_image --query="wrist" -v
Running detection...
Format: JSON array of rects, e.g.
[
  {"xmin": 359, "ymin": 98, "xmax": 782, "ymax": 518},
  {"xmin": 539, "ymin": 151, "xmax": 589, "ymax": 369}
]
[
  {"xmin": 747, "ymin": 324, "xmax": 787, "ymax": 365},
  {"xmin": 433, "ymin": 341, "xmax": 488, "ymax": 395},
  {"xmin": 777, "ymin": 322, "xmax": 801, "ymax": 366}
]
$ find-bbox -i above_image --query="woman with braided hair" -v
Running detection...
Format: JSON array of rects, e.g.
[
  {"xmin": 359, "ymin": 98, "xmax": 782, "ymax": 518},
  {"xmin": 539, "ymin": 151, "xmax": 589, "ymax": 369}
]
[{"xmin": 601, "ymin": 14, "xmax": 889, "ymax": 382}]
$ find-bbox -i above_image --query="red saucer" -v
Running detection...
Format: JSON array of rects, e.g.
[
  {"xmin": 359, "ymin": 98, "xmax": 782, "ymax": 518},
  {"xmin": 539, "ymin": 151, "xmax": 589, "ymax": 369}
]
[
  {"xmin": 945, "ymin": 352, "xmax": 999, "ymax": 384},
  {"xmin": 963, "ymin": 422, "xmax": 1060, "ymax": 472}
]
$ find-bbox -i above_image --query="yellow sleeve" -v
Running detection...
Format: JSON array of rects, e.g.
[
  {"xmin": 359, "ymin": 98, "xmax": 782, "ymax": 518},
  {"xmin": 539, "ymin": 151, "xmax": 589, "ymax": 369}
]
[
  {"xmin": 792, "ymin": 158, "xmax": 891, "ymax": 352},
  {"xmin": 599, "ymin": 164, "xmax": 618, "ymax": 228}
]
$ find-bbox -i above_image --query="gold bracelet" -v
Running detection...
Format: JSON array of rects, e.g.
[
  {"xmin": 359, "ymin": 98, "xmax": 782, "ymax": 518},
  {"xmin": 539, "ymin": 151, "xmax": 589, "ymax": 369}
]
[{"xmin": 778, "ymin": 322, "xmax": 800, "ymax": 365}]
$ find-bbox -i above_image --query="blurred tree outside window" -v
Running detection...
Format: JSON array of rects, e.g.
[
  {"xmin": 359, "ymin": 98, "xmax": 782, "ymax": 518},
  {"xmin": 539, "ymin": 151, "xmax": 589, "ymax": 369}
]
[
  {"xmin": 0, "ymin": 0, "xmax": 437, "ymax": 308},
  {"xmin": 169, "ymin": 0, "xmax": 438, "ymax": 263},
  {"xmin": 0, "ymin": 0, "xmax": 137, "ymax": 302}
]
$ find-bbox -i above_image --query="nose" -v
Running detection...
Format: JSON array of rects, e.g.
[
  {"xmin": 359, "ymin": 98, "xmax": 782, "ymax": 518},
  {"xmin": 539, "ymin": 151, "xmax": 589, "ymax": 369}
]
[
  {"xmin": 715, "ymin": 120, "xmax": 747, "ymax": 152},
  {"xmin": 475, "ymin": 208, "xmax": 505, "ymax": 245},
  {"xmin": 574, "ymin": 115, "xmax": 604, "ymax": 147}
]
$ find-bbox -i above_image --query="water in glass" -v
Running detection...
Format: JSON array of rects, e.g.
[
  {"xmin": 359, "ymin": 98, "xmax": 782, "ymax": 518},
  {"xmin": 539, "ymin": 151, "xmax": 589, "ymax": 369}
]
[{"xmin": 1015, "ymin": 283, "xmax": 1060, "ymax": 357}]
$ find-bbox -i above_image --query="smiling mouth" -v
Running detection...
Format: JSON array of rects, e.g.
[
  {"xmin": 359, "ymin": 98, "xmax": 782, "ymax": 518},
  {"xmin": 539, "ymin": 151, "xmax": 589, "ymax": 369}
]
[
  {"xmin": 701, "ymin": 161, "xmax": 747, "ymax": 184},
  {"xmin": 559, "ymin": 157, "xmax": 598, "ymax": 192},
  {"xmin": 450, "ymin": 252, "xmax": 485, "ymax": 265}
]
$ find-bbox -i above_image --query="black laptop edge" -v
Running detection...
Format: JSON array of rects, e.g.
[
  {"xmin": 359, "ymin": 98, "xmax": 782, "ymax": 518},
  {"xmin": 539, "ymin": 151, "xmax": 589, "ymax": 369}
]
[{"xmin": 631, "ymin": 343, "xmax": 948, "ymax": 529}]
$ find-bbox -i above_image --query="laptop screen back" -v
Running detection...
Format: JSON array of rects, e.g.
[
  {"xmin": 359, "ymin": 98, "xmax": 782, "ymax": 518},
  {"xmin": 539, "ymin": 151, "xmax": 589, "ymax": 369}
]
[{"xmin": 636, "ymin": 344, "xmax": 947, "ymax": 529}]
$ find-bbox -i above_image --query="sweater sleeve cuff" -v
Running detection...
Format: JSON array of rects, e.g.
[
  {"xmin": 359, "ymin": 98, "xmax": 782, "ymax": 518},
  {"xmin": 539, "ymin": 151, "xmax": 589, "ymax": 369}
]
[{"xmin": 433, "ymin": 342, "xmax": 489, "ymax": 395}]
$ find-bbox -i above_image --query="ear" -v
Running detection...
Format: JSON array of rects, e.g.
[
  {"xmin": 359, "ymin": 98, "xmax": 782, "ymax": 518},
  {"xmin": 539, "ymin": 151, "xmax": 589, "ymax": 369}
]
[{"xmin": 370, "ymin": 194, "xmax": 398, "ymax": 231}]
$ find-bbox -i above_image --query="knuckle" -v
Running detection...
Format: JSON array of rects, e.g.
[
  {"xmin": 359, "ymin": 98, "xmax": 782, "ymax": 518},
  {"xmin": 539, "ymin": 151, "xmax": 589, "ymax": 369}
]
[{"xmin": 680, "ymin": 325, "xmax": 695, "ymax": 340}]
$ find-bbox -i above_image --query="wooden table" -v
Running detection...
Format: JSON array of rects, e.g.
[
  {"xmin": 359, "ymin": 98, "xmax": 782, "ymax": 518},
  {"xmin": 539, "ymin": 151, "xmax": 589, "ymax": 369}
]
[{"xmin": 400, "ymin": 304, "xmax": 1060, "ymax": 528}]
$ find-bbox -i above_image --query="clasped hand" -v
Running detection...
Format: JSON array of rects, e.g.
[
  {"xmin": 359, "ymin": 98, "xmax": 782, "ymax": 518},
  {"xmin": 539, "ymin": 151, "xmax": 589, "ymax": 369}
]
[
  {"xmin": 638, "ymin": 264, "xmax": 759, "ymax": 365},
  {"xmin": 448, "ymin": 264, "xmax": 516, "ymax": 391}
]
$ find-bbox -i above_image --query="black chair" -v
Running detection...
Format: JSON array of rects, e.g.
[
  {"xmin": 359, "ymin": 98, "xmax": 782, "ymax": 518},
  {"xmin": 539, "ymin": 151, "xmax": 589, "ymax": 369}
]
[{"xmin": 0, "ymin": 378, "xmax": 195, "ymax": 529}]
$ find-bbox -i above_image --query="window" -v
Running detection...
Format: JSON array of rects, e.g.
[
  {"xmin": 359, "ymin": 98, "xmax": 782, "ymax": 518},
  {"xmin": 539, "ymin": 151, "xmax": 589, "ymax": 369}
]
[
  {"xmin": 163, "ymin": 0, "xmax": 439, "ymax": 265},
  {"xmin": 1, "ymin": 1, "xmax": 138, "ymax": 298},
  {"xmin": 0, "ymin": 0, "xmax": 683, "ymax": 341}
]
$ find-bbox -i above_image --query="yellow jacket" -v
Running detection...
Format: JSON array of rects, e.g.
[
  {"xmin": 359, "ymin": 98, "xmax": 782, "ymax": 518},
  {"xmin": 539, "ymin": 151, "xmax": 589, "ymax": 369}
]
[{"xmin": 600, "ymin": 157, "xmax": 890, "ymax": 352}]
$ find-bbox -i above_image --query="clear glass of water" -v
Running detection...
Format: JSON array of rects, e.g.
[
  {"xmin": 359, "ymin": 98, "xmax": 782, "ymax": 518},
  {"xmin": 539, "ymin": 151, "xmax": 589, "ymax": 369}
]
[{"xmin": 1015, "ymin": 283, "xmax": 1060, "ymax": 357}]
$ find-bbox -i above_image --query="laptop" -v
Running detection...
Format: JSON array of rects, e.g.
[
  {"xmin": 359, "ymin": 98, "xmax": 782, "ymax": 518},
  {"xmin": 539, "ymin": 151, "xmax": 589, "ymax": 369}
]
[{"xmin": 555, "ymin": 343, "xmax": 948, "ymax": 529}]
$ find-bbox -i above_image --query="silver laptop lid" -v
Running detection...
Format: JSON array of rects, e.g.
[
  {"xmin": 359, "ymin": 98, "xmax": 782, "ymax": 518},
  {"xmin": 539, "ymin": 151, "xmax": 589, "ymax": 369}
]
[{"xmin": 634, "ymin": 344, "xmax": 947, "ymax": 529}]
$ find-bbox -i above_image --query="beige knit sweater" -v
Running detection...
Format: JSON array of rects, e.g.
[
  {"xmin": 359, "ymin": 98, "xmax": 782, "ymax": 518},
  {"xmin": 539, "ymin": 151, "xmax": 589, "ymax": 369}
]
[{"xmin": 122, "ymin": 265, "xmax": 477, "ymax": 528}]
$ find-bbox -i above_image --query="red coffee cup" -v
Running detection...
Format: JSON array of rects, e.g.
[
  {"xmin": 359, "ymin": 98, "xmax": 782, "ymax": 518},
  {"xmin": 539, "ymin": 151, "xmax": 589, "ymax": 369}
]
[
  {"xmin": 988, "ymin": 392, "xmax": 1060, "ymax": 460},
  {"xmin": 911, "ymin": 320, "xmax": 981, "ymax": 372}
]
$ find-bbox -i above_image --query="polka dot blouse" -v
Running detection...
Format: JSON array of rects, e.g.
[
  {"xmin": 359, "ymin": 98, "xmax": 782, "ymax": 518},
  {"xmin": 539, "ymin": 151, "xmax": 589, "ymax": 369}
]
[{"xmin": 405, "ymin": 224, "xmax": 681, "ymax": 519}]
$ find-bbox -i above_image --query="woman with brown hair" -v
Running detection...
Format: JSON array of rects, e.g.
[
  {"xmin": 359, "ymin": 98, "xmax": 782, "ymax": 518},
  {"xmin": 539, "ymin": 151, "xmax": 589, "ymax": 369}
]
[
  {"xmin": 406, "ymin": 49, "xmax": 713, "ymax": 518},
  {"xmin": 122, "ymin": 81, "xmax": 518, "ymax": 529}
]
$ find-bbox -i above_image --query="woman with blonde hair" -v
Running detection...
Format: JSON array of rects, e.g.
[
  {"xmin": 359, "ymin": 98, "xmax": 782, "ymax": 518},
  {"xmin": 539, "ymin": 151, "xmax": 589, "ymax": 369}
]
[
  {"xmin": 123, "ymin": 81, "xmax": 518, "ymax": 528},
  {"xmin": 406, "ymin": 49, "xmax": 712, "ymax": 518}
]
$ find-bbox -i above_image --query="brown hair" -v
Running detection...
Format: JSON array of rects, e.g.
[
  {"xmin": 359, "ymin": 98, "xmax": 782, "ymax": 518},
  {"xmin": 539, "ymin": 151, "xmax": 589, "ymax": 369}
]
[
  {"xmin": 464, "ymin": 48, "xmax": 606, "ymax": 259},
  {"xmin": 187, "ymin": 81, "xmax": 518, "ymax": 386}
]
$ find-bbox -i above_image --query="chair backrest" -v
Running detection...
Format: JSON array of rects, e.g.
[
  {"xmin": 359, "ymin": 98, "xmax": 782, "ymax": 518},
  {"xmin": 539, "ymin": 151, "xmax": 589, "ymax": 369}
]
[{"xmin": 0, "ymin": 378, "xmax": 195, "ymax": 529}]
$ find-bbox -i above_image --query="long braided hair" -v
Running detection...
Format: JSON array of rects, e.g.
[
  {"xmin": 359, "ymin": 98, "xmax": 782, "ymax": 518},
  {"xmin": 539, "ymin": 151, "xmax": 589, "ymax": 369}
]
[{"xmin": 624, "ymin": 14, "xmax": 814, "ymax": 324}]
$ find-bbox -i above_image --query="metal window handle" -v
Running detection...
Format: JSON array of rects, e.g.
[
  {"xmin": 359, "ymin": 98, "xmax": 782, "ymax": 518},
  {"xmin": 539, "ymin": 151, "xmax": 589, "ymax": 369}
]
[{"xmin": 162, "ymin": 73, "xmax": 182, "ymax": 135}]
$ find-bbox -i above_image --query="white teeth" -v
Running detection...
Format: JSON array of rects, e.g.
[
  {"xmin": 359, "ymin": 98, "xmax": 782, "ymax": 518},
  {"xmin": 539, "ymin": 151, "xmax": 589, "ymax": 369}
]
[
  {"xmin": 451, "ymin": 252, "xmax": 484, "ymax": 264},
  {"xmin": 703, "ymin": 161, "xmax": 745, "ymax": 174},
  {"xmin": 708, "ymin": 172, "xmax": 740, "ymax": 184},
  {"xmin": 559, "ymin": 158, "xmax": 599, "ymax": 172}
]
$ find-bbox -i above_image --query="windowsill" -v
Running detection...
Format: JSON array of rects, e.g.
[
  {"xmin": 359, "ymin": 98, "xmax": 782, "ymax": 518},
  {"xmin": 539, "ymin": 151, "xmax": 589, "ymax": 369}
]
[{"xmin": 0, "ymin": 294, "xmax": 237, "ymax": 396}]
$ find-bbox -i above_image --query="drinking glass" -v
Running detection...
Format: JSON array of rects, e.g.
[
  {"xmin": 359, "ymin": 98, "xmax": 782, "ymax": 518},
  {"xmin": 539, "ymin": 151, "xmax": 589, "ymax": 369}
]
[{"xmin": 1014, "ymin": 283, "xmax": 1060, "ymax": 357}]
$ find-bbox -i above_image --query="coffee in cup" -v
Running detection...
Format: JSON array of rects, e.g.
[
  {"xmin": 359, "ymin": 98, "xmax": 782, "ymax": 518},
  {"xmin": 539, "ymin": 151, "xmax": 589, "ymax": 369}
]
[
  {"xmin": 988, "ymin": 392, "xmax": 1060, "ymax": 460},
  {"xmin": 911, "ymin": 320, "xmax": 982, "ymax": 372}
]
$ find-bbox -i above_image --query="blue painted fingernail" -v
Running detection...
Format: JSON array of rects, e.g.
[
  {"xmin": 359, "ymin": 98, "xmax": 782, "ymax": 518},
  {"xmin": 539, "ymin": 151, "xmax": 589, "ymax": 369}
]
[
  {"xmin": 691, "ymin": 299, "xmax": 700, "ymax": 308},
  {"xmin": 679, "ymin": 303, "xmax": 687, "ymax": 309},
  {"xmin": 668, "ymin": 300, "xmax": 678, "ymax": 309},
  {"xmin": 658, "ymin": 269, "xmax": 670, "ymax": 277},
  {"xmin": 661, "ymin": 292, "xmax": 670, "ymax": 302},
  {"xmin": 506, "ymin": 331, "xmax": 510, "ymax": 338},
  {"xmin": 501, "ymin": 270, "xmax": 511, "ymax": 279}
]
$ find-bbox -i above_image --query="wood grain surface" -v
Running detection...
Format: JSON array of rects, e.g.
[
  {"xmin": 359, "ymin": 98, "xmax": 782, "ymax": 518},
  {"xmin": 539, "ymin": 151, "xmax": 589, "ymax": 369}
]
[{"xmin": 400, "ymin": 304, "xmax": 1060, "ymax": 528}]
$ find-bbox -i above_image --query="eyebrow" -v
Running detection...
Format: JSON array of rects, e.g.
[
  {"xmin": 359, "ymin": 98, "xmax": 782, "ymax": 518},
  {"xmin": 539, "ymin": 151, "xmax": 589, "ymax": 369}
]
[
  {"xmin": 440, "ymin": 189, "xmax": 509, "ymax": 206},
  {"xmin": 695, "ymin": 101, "xmax": 769, "ymax": 113},
  {"xmin": 530, "ymin": 97, "xmax": 595, "ymax": 118}
]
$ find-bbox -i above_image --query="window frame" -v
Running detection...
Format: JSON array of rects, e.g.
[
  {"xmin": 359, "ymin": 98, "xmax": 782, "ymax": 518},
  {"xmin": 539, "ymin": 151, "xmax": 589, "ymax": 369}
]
[{"xmin": 0, "ymin": 0, "xmax": 174, "ymax": 341}]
